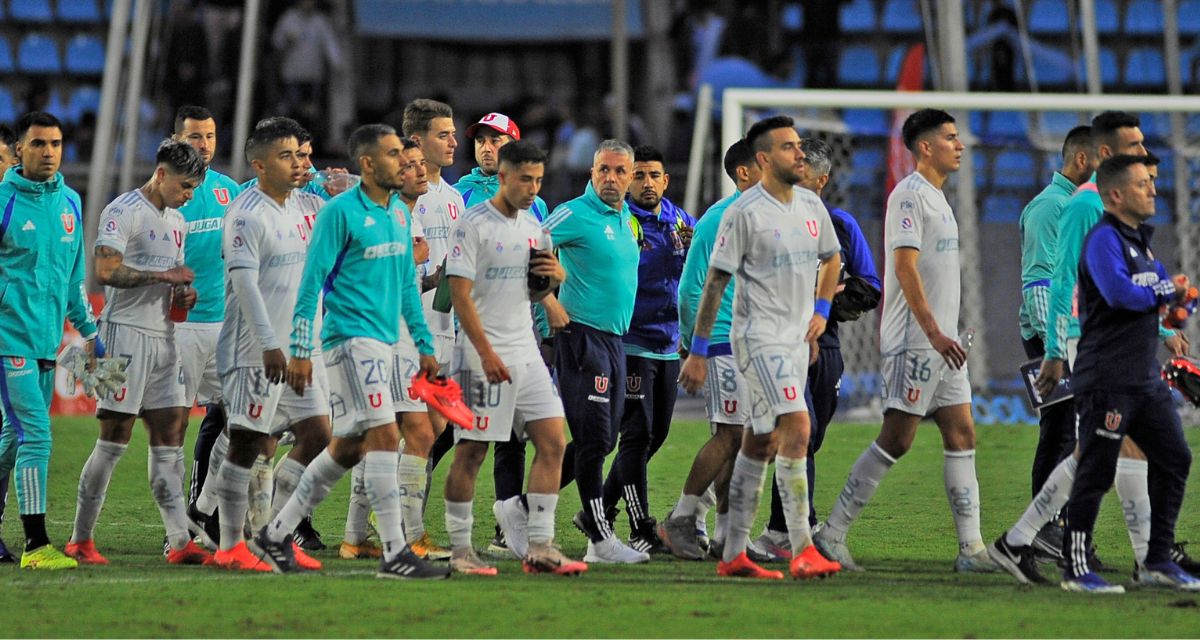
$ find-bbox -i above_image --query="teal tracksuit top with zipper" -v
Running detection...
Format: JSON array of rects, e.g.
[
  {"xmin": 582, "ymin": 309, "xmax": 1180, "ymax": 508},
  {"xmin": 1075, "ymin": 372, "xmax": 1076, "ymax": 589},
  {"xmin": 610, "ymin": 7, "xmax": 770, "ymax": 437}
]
[
  {"xmin": 179, "ymin": 168, "xmax": 242, "ymax": 324},
  {"xmin": 0, "ymin": 166, "xmax": 97, "ymax": 359},
  {"xmin": 290, "ymin": 185, "xmax": 433, "ymax": 359}
]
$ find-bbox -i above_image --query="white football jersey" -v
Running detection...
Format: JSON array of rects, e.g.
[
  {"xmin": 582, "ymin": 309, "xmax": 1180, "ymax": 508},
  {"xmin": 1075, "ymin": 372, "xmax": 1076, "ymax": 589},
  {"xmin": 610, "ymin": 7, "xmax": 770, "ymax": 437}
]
[
  {"xmin": 95, "ymin": 189, "xmax": 187, "ymax": 337},
  {"xmin": 446, "ymin": 201, "xmax": 544, "ymax": 364},
  {"xmin": 709, "ymin": 183, "xmax": 839, "ymax": 347},
  {"xmin": 217, "ymin": 188, "xmax": 324, "ymax": 374},
  {"xmin": 414, "ymin": 178, "xmax": 464, "ymax": 338},
  {"xmin": 880, "ymin": 171, "xmax": 961, "ymax": 354}
]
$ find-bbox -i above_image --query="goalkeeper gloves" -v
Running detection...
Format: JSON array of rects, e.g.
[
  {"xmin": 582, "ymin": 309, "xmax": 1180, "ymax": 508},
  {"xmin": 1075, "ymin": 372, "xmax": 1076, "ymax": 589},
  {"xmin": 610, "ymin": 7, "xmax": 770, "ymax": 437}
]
[{"xmin": 59, "ymin": 342, "xmax": 129, "ymax": 399}]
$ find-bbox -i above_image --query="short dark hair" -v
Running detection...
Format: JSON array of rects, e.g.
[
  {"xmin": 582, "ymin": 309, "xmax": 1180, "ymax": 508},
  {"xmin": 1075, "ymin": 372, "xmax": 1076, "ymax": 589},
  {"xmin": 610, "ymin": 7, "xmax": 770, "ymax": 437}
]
[
  {"xmin": 498, "ymin": 140, "xmax": 548, "ymax": 167},
  {"xmin": 633, "ymin": 144, "xmax": 664, "ymax": 165},
  {"xmin": 155, "ymin": 138, "xmax": 206, "ymax": 180},
  {"xmin": 245, "ymin": 120, "xmax": 298, "ymax": 163},
  {"xmin": 1061, "ymin": 125, "xmax": 1092, "ymax": 160},
  {"xmin": 402, "ymin": 99, "xmax": 454, "ymax": 138},
  {"xmin": 800, "ymin": 138, "xmax": 833, "ymax": 177},
  {"xmin": 745, "ymin": 115, "xmax": 795, "ymax": 154},
  {"xmin": 174, "ymin": 105, "xmax": 214, "ymax": 134},
  {"xmin": 1095, "ymin": 154, "xmax": 1150, "ymax": 196},
  {"xmin": 901, "ymin": 108, "xmax": 955, "ymax": 152},
  {"xmin": 1090, "ymin": 110, "xmax": 1140, "ymax": 152},
  {"xmin": 255, "ymin": 116, "xmax": 312, "ymax": 145},
  {"xmin": 401, "ymin": 137, "xmax": 420, "ymax": 152},
  {"xmin": 0, "ymin": 124, "xmax": 16, "ymax": 149},
  {"xmin": 15, "ymin": 111, "xmax": 63, "ymax": 140},
  {"xmin": 1143, "ymin": 150, "xmax": 1161, "ymax": 168},
  {"xmin": 347, "ymin": 124, "xmax": 397, "ymax": 163},
  {"xmin": 722, "ymin": 139, "xmax": 755, "ymax": 181}
]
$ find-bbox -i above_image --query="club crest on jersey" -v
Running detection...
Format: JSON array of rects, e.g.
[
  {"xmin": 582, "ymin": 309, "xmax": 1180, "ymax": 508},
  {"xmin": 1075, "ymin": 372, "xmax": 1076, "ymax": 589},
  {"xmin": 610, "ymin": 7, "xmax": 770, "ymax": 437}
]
[
  {"xmin": 8, "ymin": 356, "xmax": 26, "ymax": 368},
  {"xmin": 448, "ymin": 203, "xmax": 459, "ymax": 220},
  {"xmin": 723, "ymin": 399, "xmax": 738, "ymax": 415},
  {"xmin": 906, "ymin": 387, "xmax": 921, "ymax": 404},
  {"xmin": 173, "ymin": 230, "xmax": 183, "ymax": 247},
  {"xmin": 782, "ymin": 386, "xmax": 798, "ymax": 401},
  {"xmin": 806, "ymin": 220, "xmax": 819, "ymax": 237},
  {"xmin": 626, "ymin": 374, "xmax": 642, "ymax": 393},
  {"xmin": 296, "ymin": 224, "xmax": 308, "ymax": 242},
  {"xmin": 1105, "ymin": 409, "xmax": 1122, "ymax": 431},
  {"xmin": 594, "ymin": 375, "xmax": 609, "ymax": 394},
  {"xmin": 214, "ymin": 188, "xmax": 231, "ymax": 205},
  {"xmin": 61, "ymin": 213, "xmax": 75, "ymax": 233}
]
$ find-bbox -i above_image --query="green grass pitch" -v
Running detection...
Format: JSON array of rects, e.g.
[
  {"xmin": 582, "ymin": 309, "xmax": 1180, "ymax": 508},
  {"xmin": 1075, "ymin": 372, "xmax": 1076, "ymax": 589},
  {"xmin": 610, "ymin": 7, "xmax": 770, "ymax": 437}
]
[{"xmin": 2, "ymin": 417, "xmax": 1198, "ymax": 637}]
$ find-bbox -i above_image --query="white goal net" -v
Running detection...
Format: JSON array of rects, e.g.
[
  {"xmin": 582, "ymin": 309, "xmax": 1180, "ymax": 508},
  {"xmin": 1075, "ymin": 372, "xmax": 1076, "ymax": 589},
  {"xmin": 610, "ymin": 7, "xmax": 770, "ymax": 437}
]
[{"xmin": 707, "ymin": 89, "xmax": 1200, "ymax": 422}]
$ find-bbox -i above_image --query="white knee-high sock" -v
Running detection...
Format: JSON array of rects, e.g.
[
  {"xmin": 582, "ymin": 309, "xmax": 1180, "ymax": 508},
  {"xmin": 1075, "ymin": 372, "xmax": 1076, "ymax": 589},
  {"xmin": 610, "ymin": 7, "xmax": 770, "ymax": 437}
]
[
  {"xmin": 344, "ymin": 459, "xmax": 370, "ymax": 545},
  {"xmin": 366, "ymin": 450, "xmax": 406, "ymax": 560},
  {"xmin": 444, "ymin": 500, "xmax": 473, "ymax": 550},
  {"xmin": 944, "ymin": 449, "xmax": 984, "ymax": 553},
  {"xmin": 1008, "ymin": 455, "xmax": 1077, "ymax": 547},
  {"xmin": 72, "ymin": 440, "xmax": 128, "ymax": 543},
  {"xmin": 149, "ymin": 446, "xmax": 192, "ymax": 550},
  {"xmin": 1115, "ymin": 457, "xmax": 1150, "ymax": 565},
  {"xmin": 723, "ymin": 453, "xmax": 768, "ymax": 563},
  {"xmin": 267, "ymin": 450, "xmax": 347, "ymax": 544},
  {"xmin": 714, "ymin": 510, "xmax": 729, "ymax": 544},
  {"xmin": 246, "ymin": 455, "xmax": 273, "ymax": 532},
  {"xmin": 215, "ymin": 461, "xmax": 252, "ymax": 550},
  {"xmin": 825, "ymin": 442, "xmax": 895, "ymax": 541},
  {"xmin": 775, "ymin": 455, "xmax": 812, "ymax": 551},
  {"xmin": 194, "ymin": 431, "xmax": 229, "ymax": 516},
  {"xmin": 672, "ymin": 493, "xmax": 701, "ymax": 521},
  {"xmin": 397, "ymin": 454, "xmax": 427, "ymax": 542},
  {"xmin": 527, "ymin": 493, "xmax": 558, "ymax": 546},
  {"xmin": 696, "ymin": 484, "xmax": 716, "ymax": 535},
  {"xmin": 271, "ymin": 458, "xmax": 306, "ymax": 519}
]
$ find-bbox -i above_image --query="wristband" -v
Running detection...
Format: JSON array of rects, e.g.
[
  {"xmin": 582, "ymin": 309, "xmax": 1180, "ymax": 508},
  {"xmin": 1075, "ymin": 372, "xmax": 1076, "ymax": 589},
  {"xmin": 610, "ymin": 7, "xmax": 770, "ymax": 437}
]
[
  {"xmin": 92, "ymin": 335, "xmax": 106, "ymax": 358},
  {"xmin": 814, "ymin": 299, "xmax": 832, "ymax": 320},
  {"xmin": 690, "ymin": 336, "xmax": 710, "ymax": 357}
]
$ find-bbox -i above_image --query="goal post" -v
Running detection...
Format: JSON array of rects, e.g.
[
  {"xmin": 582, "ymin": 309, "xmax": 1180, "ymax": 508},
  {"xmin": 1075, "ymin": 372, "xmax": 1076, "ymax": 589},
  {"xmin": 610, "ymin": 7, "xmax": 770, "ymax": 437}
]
[{"xmin": 709, "ymin": 88, "xmax": 1200, "ymax": 419}]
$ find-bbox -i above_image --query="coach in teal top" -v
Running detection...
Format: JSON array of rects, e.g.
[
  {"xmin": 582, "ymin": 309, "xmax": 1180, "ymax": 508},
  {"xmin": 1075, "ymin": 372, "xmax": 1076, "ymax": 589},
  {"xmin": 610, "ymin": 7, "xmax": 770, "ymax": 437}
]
[
  {"xmin": 0, "ymin": 112, "xmax": 98, "ymax": 570},
  {"xmin": 679, "ymin": 191, "xmax": 739, "ymax": 351},
  {"xmin": 180, "ymin": 166, "xmax": 241, "ymax": 323},
  {"xmin": 543, "ymin": 139, "xmax": 647, "ymax": 561}
]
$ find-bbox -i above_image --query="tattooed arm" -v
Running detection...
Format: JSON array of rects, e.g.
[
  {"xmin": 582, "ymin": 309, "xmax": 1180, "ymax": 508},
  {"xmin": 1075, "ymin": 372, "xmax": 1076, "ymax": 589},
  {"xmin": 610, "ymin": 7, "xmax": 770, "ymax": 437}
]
[{"xmin": 94, "ymin": 246, "xmax": 194, "ymax": 288}]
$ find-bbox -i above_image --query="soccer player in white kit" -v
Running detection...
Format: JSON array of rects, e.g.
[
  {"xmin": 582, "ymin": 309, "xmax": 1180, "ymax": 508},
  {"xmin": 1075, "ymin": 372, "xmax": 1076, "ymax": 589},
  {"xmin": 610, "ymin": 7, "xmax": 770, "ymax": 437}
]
[
  {"xmin": 68, "ymin": 140, "xmax": 211, "ymax": 566},
  {"xmin": 442, "ymin": 141, "xmax": 587, "ymax": 576},
  {"xmin": 812, "ymin": 108, "xmax": 998, "ymax": 573},
  {"xmin": 207, "ymin": 121, "xmax": 330, "ymax": 571},
  {"xmin": 679, "ymin": 116, "xmax": 842, "ymax": 580}
]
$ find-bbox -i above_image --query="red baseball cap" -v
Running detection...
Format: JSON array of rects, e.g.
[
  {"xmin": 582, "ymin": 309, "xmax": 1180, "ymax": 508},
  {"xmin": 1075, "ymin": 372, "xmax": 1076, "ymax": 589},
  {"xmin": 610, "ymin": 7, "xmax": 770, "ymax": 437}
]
[{"xmin": 465, "ymin": 112, "xmax": 521, "ymax": 141}]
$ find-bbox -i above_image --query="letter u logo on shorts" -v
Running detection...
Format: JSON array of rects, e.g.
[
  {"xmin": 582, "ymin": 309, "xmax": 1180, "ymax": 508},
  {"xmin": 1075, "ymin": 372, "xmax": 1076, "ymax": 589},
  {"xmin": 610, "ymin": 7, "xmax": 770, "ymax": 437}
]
[
  {"xmin": 723, "ymin": 400, "xmax": 738, "ymax": 415},
  {"xmin": 248, "ymin": 404, "xmax": 263, "ymax": 419},
  {"xmin": 594, "ymin": 375, "xmax": 609, "ymax": 394},
  {"xmin": 368, "ymin": 393, "xmax": 384, "ymax": 408},
  {"xmin": 783, "ymin": 386, "xmax": 797, "ymax": 401},
  {"xmin": 906, "ymin": 388, "xmax": 921, "ymax": 404},
  {"xmin": 475, "ymin": 416, "xmax": 490, "ymax": 431},
  {"xmin": 113, "ymin": 387, "xmax": 127, "ymax": 401}
]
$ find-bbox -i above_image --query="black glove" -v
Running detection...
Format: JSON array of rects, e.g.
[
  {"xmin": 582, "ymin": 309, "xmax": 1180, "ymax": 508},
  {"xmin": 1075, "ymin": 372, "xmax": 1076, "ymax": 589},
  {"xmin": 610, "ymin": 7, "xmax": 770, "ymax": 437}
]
[
  {"xmin": 1163, "ymin": 357, "xmax": 1200, "ymax": 407},
  {"xmin": 830, "ymin": 275, "xmax": 881, "ymax": 322}
]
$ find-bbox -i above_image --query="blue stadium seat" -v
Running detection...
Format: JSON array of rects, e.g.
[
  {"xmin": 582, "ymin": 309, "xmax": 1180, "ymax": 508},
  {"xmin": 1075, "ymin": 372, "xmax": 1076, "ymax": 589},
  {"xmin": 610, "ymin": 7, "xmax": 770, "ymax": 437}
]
[
  {"xmin": 66, "ymin": 85, "xmax": 101, "ymax": 124},
  {"xmin": 1152, "ymin": 150, "xmax": 1174, "ymax": 190},
  {"xmin": 1035, "ymin": 111, "xmax": 1087, "ymax": 138},
  {"xmin": 65, "ymin": 34, "xmax": 105, "ymax": 75},
  {"xmin": 782, "ymin": 3, "xmax": 803, "ymax": 30},
  {"xmin": 1096, "ymin": 0, "xmax": 1120, "ymax": 33},
  {"xmin": 1181, "ymin": 0, "xmax": 1200, "ymax": 34},
  {"xmin": 883, "ymin": 44, "xmax": 927, "ymax": 85},
  {"xmin": 58, "ymin": 0, "xmax": 101, "ymax": 23},
  {"xmin": 844, "ymin": 109, "xmax": 888, "ymax": 136},
  {"xmin": 17, "ymin": 33, "xmax": 61, "ymax": 73},
  {"xmin": 1028, "ymin": 0, "xmax": 1069, "ymax": 34},
  {"xmin": 987, "ymin": 111, "xmax": 1028, "ymax": 139},
  {"xmin": 840, "ymin": 0, "xmax": 877, "ymax": 32},
  {"xmin": 0, "ymin": 35, "xmax": 13, "ymax": 74},
  {"xmin": 982, "ymin": 195, "xmax": 1025, "ymax": 223},
  {"xmin": 849, "ymin": 148, "xmax": 884, "ymax": 188},
  {"xmin": 0, "ymin": 87, "xmax": 17, "ymax": 124},
  {"xmin": 881, "ymin": 0, "xmax": 922, "ymax": 32},
  {"xmin": 838, "ymin": 46, "xmax": 881, "ymax": 85},
  {"xmin": 9, "ymin": 0, "xmax": 53, "ymax": 22},
  {"xmin": 1100, "ymin": 46, "xmax": 1119, "ymax": 86},
  {"xmin": 1137, "ymin": 113, "xmax": 1168, "ymax": 140},
  {"xmin": 1125, "ymin": 0, "xmax": 1164, "ymax": 33},
  {"xmin": 1125, "ymin": 47, "xmax": 1165, "ymax": 87},
  {"xmin": 992, "ymin": 150, "xmax": 1036, "ymax": 189}
]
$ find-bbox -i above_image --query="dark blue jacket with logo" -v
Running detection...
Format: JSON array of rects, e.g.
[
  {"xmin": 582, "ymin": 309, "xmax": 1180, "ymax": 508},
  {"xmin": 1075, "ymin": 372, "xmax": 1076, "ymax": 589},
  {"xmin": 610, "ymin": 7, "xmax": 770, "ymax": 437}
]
[
  {"xmin": 1073, "ymin": 212, "xmax": 1174, "ymax": 393},
  {"xmin": 623, "ymin": 196, "xmax": 696, "ymax": 355},
  {"xmin": 819, "ymin": 202, "xmax": 881, "ymax": 350}
]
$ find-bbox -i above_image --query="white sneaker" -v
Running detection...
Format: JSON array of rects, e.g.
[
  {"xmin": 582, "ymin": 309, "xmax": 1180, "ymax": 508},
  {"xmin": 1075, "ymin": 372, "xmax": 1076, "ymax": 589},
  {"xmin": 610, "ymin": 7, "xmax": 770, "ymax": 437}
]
[
  {"xmin": 812, "ymin": 522, "xmax": 862, "ymax": 571},
  {"xmin": 584, "ymin": 536, "xmax": 651, "ymax": 564},
  {"xmin": 492, "ymin": 497, "xmax": 528, "ymax": 560},
  {"xmin": 753, "ymin": 528, "xmax": 793, "ymax": 562}
]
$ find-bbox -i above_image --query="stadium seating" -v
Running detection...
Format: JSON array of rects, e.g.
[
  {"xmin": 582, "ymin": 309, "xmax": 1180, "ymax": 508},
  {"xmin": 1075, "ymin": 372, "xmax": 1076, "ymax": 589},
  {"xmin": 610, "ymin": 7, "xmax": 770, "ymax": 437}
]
[
  {"xmin": 985, "ymin": 110, "xmax": 1028, "ymax": 139},
  {"xmin": 1034, "ymin": 111, "xmax": 1087, "ymax": 138},
  {"xmin": 1096, "ymin": 0, "xmax": 1121, "ymax": 33},
  {"xmin": 781, "ymin": 3, "xmax": 802, "ymax": 30},
  {"xmin": 17, "ymin": 33, "xmax": 61, "ymax": 73},
  {"xmin": 1125, "ymin": 0, "xmax": 1165, "ymax": 34},
  {"xmin": 65, "ymin": 34, "xmax": 105, "ymax": 75},
  {"xmin": 1181, "ymin": 0, "xmax": 1200, "ymax": 34},
  {"xmin": 1028, "ymin": 0, "xmax": 1069, "ymax": 35},
  {"xmin": 58, "ymin": 0, "xmax": 102, "ymax": 23},
  {"xmin": 0, "ymin": 87, "xmax": 17, "ymax": 124},
  {"xmin": 66, "ymin": 84, "xmax": 101, "ymax": 124},
  {"xmin": 992, "ymin": 150, "xmax": 1036, "ymax": 189},
  {"xmin": 847, "ymin": 147, "xmax": 884, "ymax": 188},
  {"xmin": 1100, "ymin": 46, "xmax": 1120, "ymax": 86},
  {"xmin": 0, "ymin": 35, "xmax": 13, "ymax": 74},
  {"xmin": 9, "ymin": 0, "xmax": 54, "ymax": 23},
  {"xmin": 1125, "ymin": 47, "xmax": 1166, "ymax": 88},
  {"xmin": 884, "ymin": 44, "xmax": 927, "ymax": 85},
  {"xmin": 843, "ymin": 109, "xmax": 888, "ymax": 137},
  {"xmin": 838, "ymin": 45, "xmax": 881, "ymax": 85},
  {"xmin": 881, "ymin": 0, "xmax": 922, "ymax": 32},
  {"xmin": 840, "ymin": 0, "xmax": 876, "ymax": 32},
  {"xmin": 982, "ymin": 194, "xmax": 1025, "ymax": 224}
]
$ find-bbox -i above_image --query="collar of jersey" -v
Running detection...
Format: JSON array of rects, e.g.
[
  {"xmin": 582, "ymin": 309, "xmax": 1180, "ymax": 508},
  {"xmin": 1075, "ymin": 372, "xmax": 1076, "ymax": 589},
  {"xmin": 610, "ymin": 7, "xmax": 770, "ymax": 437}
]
[
  {"xmin": 627, "ymin": 195, "xmax": 685, "ymax": 226},
  {"xmin": 3, "ymin": 165, "xmax": 63, "ymax": 194},
  {"xmin": 1102, "ymin": 211, "xmax": 1155, "ymax": 242},
  {"xmin": 352, "ymin": 184, "xmax": 398, "ymax": 212}
]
